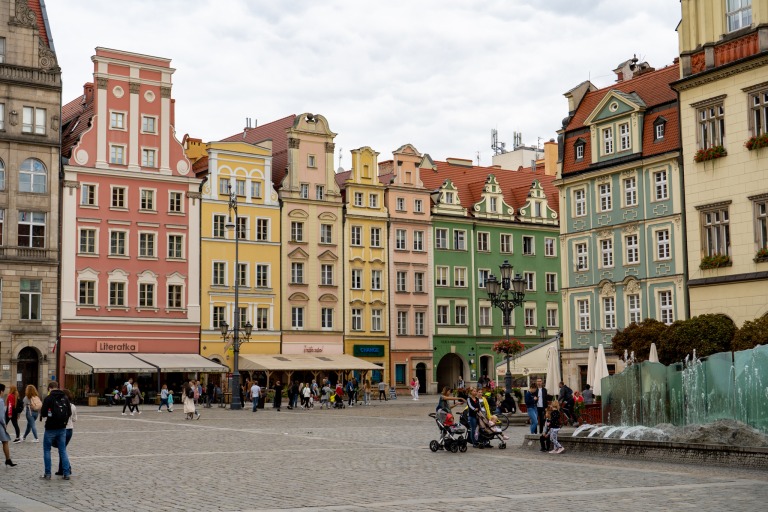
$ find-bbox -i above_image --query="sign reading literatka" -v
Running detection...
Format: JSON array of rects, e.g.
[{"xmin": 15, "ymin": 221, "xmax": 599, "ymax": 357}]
[{"xmin": 96, "ymin": 341, "xmax": 138, "ymax": 353}]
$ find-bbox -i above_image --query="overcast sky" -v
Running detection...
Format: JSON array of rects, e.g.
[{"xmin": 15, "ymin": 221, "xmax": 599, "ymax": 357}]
[{"xmin": 46, "ymin": 0, "xmax": 681, "ymax": 168}]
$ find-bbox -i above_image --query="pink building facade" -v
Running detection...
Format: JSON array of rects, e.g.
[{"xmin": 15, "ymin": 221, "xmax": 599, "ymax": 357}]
[{"xmin": 59, "ymin": 48, "xmax": 201, "ymax": 382}]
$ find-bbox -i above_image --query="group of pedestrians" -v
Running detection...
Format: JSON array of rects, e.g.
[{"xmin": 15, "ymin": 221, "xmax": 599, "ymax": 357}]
[{"xmin": 1, "ymin": 381, "xmax": 75, "ymax": 480}]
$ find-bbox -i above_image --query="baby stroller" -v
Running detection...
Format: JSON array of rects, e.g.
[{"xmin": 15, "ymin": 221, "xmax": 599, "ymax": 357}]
[
  {"xmin": 460, "ymin": 409, "xmax": 508, "ymax": 449},
  {"xmin": 429, "ymin": 410, "xmax": 468, "ymax": 453},
  {"xmin": 332, "ymin": 391, "xmax": 346, "ymax": 409}
]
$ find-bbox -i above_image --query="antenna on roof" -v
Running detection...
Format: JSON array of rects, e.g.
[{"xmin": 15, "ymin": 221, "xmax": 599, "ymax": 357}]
[
  {"xmin": 338, "ymin": 147, "xmax": 343, "ymax": 170},
  {"xmin": 491, "ymin": 129, "xmax": 507, "ymax": 155},
  {"xmin": 513, "ymin": 131, "xmax": 523, "ymax": 149},
  {"xmin": 476, "ymin": 151, "xmax": 481, "ymax": 166}
]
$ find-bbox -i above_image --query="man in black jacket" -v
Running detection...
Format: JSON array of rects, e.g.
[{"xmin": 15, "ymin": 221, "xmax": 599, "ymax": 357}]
[
  {"xmin": 535, "ymin": 378, "xmax": 549, "ymax": 434},
  {"xmin": 39, "ymin": 381, "xmax": 71, "ymax": 480}
]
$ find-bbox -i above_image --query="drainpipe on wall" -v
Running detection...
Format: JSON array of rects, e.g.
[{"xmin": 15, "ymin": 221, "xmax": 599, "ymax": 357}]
[{"xmin": 198, "ymin": 176, "xmax": 208, "ymax": 356}]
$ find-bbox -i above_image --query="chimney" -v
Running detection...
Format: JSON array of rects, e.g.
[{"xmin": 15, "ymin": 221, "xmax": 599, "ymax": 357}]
[{"xmin": 83, "ymin": 82, "xmax": 95, "ymax": 106}]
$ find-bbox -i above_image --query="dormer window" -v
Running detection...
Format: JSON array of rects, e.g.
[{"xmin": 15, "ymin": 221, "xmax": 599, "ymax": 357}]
[
  {"xmin": 574, "ymin": 138, "xmax": 586, "ymax": 161},
  {"xmin": 654, "ymin": 116, "xmax": 667, "ymax": 141},
  {"xmin": 603, "ymin": 127, "xmax": 614, "ymax": 155},
  {"xmin": 445, "ymin": 192, "xmax": 454, "ymax": 204},
  {"xmin": 619, "ymin": 123, "xmax": 630, "ymax": 151},
  {"xmin": 489, "ymin": 197, "xmax": 497, "ymax": 212}
]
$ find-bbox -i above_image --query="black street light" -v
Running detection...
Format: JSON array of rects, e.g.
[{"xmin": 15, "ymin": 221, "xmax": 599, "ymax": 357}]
[
  {"xmin": 485, "ymin": 260, "xmax": 526, "ymax": 393},
  {"xmin": 539, "ymin": 325, "xmax": 547, "ymax": 341},
  {"xmin": 219, "ymin": 182, "xmax": 253, "ymax": 410}
]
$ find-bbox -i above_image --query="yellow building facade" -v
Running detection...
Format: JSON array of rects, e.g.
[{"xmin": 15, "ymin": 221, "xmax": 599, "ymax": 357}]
[
  {"xmin": 339, "ymin": 147, "xmax": 390, "ymax": 382},
  {"xmin": 198, "ymin": 141, "xmax": 282, "ymax": 367}
]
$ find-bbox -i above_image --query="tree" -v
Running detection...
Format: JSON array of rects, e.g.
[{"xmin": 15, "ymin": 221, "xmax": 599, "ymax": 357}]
[
  {"xmin": 732, "ymin": 315, "xmax": 768, "ymax": 352},
  {"xmin": 659, "ymin": 314, "xmax": 735, "ymax": 365},
  {"xmin": 611, "ymin": 319, "xmax": 668, "ymax": 362}
]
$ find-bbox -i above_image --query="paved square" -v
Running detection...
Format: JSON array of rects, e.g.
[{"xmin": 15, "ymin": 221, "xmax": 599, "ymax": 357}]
[{"xmin": 1, "ymin": 400, "xmax": 767, "ymax": 511}]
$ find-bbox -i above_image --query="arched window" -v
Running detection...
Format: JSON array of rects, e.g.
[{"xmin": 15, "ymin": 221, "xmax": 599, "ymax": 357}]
[{"xmin": 19, "ymin": 158, "xmax": 47, "ymax": 193}]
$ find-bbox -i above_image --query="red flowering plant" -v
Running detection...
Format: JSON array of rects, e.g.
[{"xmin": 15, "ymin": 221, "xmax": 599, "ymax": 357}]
[
  {"xmin": 492, "ymin": 339, "xmax": 525, "ymax": 359},
  {"xmin": 693, "ymin": 145, "xmax": 727, "ymax": 163},
  {"xmin": 745, "ymin": 133, "xmax": 768, "ymax": 151}
]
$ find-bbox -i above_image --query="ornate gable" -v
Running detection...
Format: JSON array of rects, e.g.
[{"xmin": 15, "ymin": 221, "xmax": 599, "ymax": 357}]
[
  {"xmin": 517, "ymin": 180, "xmax": 558, "ymax": 225},
  {"xmin": 584, "ymin": 90, "xmax": 646, "ymax": 125},
  {"xmin": 431, "ymin": 179, "xmax": 466, "ymax": 216},
  {"xmin": 473, "ymin": 174, "xmax": 514, "ymax": 219},
  {"xmin": 287, "ymin": 247, "xmax": 309, "ymax": 260}
]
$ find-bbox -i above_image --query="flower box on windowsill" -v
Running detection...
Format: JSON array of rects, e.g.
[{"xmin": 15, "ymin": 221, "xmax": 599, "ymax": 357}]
[
  {"xmin": 745, "ymin": 134, "xmax": 768, "ymax": 151},
  {"xmin": 754, "ymin": 249, "xmax": 768, "ymax": 263},
  {"xmin": 693, "ymin": 145, "xmax": 727, "ymax": 163},
  {"xmin": 699, "ymin": 254, "xmax": 732, "ymax": 270}
]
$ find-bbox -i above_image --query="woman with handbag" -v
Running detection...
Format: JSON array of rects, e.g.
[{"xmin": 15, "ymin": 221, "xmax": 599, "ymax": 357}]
[
  {"xmin": 6, "ymin": 386, "xmax": 22, "ymax": 443},
  {"xmin": 131, "ymin": 383, "xmax": 142, "ymax": 415},
  {"xmin": 22, "ymin": 384, "xmax": 41, "ymax": 442}
]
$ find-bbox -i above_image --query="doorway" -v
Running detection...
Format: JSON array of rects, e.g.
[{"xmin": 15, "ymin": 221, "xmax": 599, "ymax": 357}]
[
  {"xmin": 436, "ymin": 353, "xmax": 463, "ymax": 390},
  {"xmin": 17, "ymin": 347, "xmax": 39, "ymax": 388},
  {"xmin": 416, "ymin": 363, "xmax": 427, "ymax": 394}
]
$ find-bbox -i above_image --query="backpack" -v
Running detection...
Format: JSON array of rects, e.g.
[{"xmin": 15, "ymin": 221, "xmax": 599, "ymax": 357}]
[
  {"xmin": 13, "ymin": 398, "xmax": 23, "ymax": 415},
  {"xmin": 186, "ymin": 387, "xmax": 194, "ymax": 399},
  {"xmin": 47, "ymin": 393, "xmax": 71, "ymax": 429},
  {"xmin": 121, "ymin": 384, "xmax": 128, "ymax": 395},
  {"xmin": 30, "ymin": 396, "xmax": 43, "ymax": 412},
  {"xmin": 193, "ymin": 387, "xmax": 200, "ymax": 400}
]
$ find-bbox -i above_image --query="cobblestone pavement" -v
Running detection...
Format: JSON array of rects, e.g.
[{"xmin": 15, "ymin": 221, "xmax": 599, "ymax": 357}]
[{"xmin": 1, "ymin": 398, "xmax": 766, "ymax": 511}]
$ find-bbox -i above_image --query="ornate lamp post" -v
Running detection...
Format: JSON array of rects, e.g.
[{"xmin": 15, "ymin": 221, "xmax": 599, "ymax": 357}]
[
  {"xmin": 219, "ymin": 183, "xmax": 253, "ymax": 410},
  {"xmin": 485, "ymin": 260, "xmax": 526, "ymax": 393},
  {"xmin": 539, "ymin": 325, "xmax": 547, "ymax": 341}
]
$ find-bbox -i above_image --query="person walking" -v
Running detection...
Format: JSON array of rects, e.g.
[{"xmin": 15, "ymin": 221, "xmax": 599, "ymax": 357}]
[
  {"xmin": 466, "ymin": 388, "xmax": 481, "ymax": 448},
  {"xmin": 121, "ymin": 378, "xmax": 134, "ymax": 416},
  {"xmin": 412, "ymin": 377, "xmax": 420, "ymax": 400},
  {"xmin": 22, "ymin": 384, "xmax": 41, "ymax": 442},
  {"xmin": 250, "ymin": 381, "xmax": 261, "ymax": 412},
  {"xmin": 378, "ymin": 380, "xmax": 387, "ymax": 401},
  {"xmin": 182, "ymin": 383, "xmax": 196, "ymax": 420},
  {"xmin": 0, "ymin": 384, "xmax": 17, "ymax": 467},
  {"xmin": 363, "ymin": 380, "xmax": 371, "ymax": 406},
  {"xmin": 131, "ymin": 383, "xmax": 142, "ymax": 415},
  {"xmin": 158, "ymin": 384, "xmax": 170, "ymax": 412},
  {"xmin": 409, "ymin": 378, "xmax": 416, "ymax": 399},
  {"xmin": 54, "ymin": 389, "xmax": 77, "ymax": 476},
  {"xmin": 39, "ymin": 381, "xmax": 71, "ymax": 480},
  {"xmin": 206, "ymin": 381, "xmax": 214, "ymax": 408},
  {"xmin": 272, "ymin": 380, "xmax": 283, "ymax": 412},
  {"xmin": 167, "ymin": 389, "xmax": 175, "ymax": 412},
  {"xmin": 535, "ymin": 378, "xmax": 548, "ymax": 434},
  {"xmin": 302, "ymin": 382, "xmax": 311, "ymax": 408},
  {"xmin": 6, "ymin": 386, "xmax": 22, "ymax": 443},
  {"xmin": 524, "ymin": 384, "xmax": 539, "ymax": 434},
  {"xmin": 320, "ymin": 382, "xmax": 331, "ymax": 409},
  {"xmin": 191, "ymin": 380, "xmax": 201, "ymax": 419}
]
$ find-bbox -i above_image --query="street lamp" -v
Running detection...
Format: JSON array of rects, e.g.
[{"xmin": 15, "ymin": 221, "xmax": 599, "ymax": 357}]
[
  {"xmin": 539, "ymin": 326, "xmax": 547, "ymax": 341},
  {"xmin": 219, "ymin": 182, "xmax": 253, "ymax": 410},
  {"xmin": 485, "ymin": 260, "xmax": 526, "ymax": 393}
]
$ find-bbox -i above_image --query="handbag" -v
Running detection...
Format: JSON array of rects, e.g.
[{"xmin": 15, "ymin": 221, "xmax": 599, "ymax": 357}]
[{"xmin": 30, "ymin": 396, "xmax": 43, "ymax": 412}]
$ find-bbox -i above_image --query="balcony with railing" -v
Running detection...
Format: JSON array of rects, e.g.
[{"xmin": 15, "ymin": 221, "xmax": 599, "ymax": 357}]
[
  {"xmin": 0, "ymin": 63, "xmax": 61, "ymax": 87},
  {"xmin": 0, "ymin": 246, "xmax": 58, "ymax": 261}
]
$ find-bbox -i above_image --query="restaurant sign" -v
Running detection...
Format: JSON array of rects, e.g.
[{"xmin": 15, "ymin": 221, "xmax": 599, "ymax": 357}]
[
  {"xmin": 97, "ymin": 341, "xmax": 138, "ymax": 353},
  {"xmin": 353, "ymin": 345, "xmax": 384, "ymax": 358}
]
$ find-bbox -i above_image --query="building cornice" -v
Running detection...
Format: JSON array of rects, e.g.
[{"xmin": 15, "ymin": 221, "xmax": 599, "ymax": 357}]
[{"xmin": 672, "ymin": 52, "xmax": 768, "ymax": 92}]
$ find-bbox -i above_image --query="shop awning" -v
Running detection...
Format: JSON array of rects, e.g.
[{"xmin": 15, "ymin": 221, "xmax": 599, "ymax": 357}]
[
  {"xmin": 238, "ymin": 354, "xmax": 382, "ymax": 372},
  {"xmin": 134, "ymin": 353, "xmax": 228, "ymax": 373},
  {"xmin": 65, "ymin": 352, "xmax": 157, "ymax": 375},
  {"xmin": 495, "ymin": 338, "xmax": 558, "ymax": 377}
]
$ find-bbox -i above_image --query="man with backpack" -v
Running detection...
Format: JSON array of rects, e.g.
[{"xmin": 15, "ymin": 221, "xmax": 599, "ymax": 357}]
[
  {"xmin": 121, "ymin": 378, "xmax": 134, "ymax": 416},
  {"xmin": 39, "ymin": 381, "xmax": 71, "ymax": 480},
  {"xmin": 558, "ymin": 381, "xmax": 575, "ymax": 426}
]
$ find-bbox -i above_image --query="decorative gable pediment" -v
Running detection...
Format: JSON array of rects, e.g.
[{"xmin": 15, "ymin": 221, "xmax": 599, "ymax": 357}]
[
  {"xmin": 517, "ymin": 179, "xmax": 558, "ymax": 225},
  {"xmin": 289, "ymin": 292, "xmax": 309, "ymax": 301},
  {"xmin": 318, "ymin": 250, "xmax": 338, "ymax": 262},
  {"xmin": 288, "ymin": 209, "xmax": 308, "ymax": 219},
  {"xmin": 431, "ymin": 179, "xmax": 466, "ymax": 216},
  {"xmin": 318, "ymin": 212, "xmax": 337, "ymax": 221},
  {"xmin": 350, "ymin": 146, "xmax": 380, "ymax": 184},
  {"xmin": 473, "ymin": 174, "xmax": 514, "ymax": 219},
  {"xmin": 288, "ymin": 247, "xmax": 309, "ymax": 260},
  {"xmin": 318, "ymin": 293, "xmax": 338, "ymax": 303},
  {"xmin": 585, "ymin": 90, "xmax": 646, "ymax": 126}
]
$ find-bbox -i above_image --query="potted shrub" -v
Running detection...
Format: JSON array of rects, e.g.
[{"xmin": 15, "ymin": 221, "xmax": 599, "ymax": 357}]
[
  {"xmin": 693, "ymin": 145, "xmax": 727, "ymax": 163},
  {"xmin": 745, "ymin": 133, "xmax": 768, "ymax": 151},
  {"xmin": 754, "ymin": 247, "xmax": 768, "ymax": 263},
  {"xmin": 699, "ymin": 253, "xmax": 732, "ymax": 270}
]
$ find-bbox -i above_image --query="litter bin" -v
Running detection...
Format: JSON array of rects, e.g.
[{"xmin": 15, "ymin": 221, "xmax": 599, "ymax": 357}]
[{"xmin": 87, "ymin": 394, "xmax": 99, "ymax": 407}]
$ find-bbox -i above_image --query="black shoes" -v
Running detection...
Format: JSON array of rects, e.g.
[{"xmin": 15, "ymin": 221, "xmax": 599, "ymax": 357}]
[
  {"xmin": 41, "ymin": 474, "xmax": 51, "ymax": 480},
  {"xmin": 5, "ymin": 459, "xmax": 18, "ymax": 467}
]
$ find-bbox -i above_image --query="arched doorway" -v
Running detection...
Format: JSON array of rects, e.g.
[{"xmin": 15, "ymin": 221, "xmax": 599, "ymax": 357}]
[
  {"xmin": 479, "ymin": 355, "xmax": 494, "ymax": 385},
  {"xmin": 17, "ymin": 347, "xmax": 39, "ymax": 388},
  {"xmin": 436, "ymin": 353, "xmax": 463, "ymax": 391},
  {"xmin": 416, "ymin": 363, "xmax": 427, "ymax": 394}
]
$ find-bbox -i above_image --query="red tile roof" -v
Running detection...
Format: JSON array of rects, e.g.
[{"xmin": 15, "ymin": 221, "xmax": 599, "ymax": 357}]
[
  {"xmin": 192, "ymin": 155, "xmax": 209, "ymax": 176},
  {"xmin": 61, "ymin": 90, "xmax": 94, "ymax": 159},
  {"xmin": 562, "ymin": 64, "xmax": 680, "ymax": 176},
  {"xmin": 221, "ymin": 115, "xmax": 295, "ymax": 189},
  {"xmin": 419, "ymin": 161, "xmax": 560, "ymax": 217},
  {"xmin": 28, "ymin": 0, "xmax": 50, "ymax": 48}
]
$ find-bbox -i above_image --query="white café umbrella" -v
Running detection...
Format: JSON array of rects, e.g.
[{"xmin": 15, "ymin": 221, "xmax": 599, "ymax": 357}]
[
  {"xmin": 545, "ymin": 345, "xmax": 561, "ymax": 392},
  {"xmin": 592, "ymin": 343, "xmax": 610, "ymax": 397},
  {"xmin": 586, "ymin": 345, "xmax": 596, "ymax": 388},
  {"xmin": 648, "ymin": 342, "xmax": 659, "ymax": 363}
]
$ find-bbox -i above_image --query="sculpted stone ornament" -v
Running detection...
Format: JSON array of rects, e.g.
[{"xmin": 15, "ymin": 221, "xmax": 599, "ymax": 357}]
[
  {"xmin": 96, "ymin": 77, "xmax": 109, "ymax": 89},
  {"xmin": 600, "ymin": 282, "xmax": 615, "ymax": 296},
  {"xmin": 129, "ymin": 82, "xmax": 141, "ymax": 95},
  {"xmin": 625, "ymin": 279, "xmax": 640, "ymax": 294},
  {"xmin": 11, "ymin": 0, "xmax": 37, "ymax": 28},
  {"xmin": 325, "ymin": 142, "xmax": 335, "ymax": 153},
  {"xmin": 160, "ymin": 87, "xmax": 172, "ymax": 98},
  {"xmin": 288, "ymin": 138, "xmax": 300, "ymax": 149},
  {"xmin": 38, "ymin": 39, "xmax": 59, "ymax": 70}
]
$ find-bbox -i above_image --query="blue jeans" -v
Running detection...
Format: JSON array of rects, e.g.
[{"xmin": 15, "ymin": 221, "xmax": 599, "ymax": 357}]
[
  {"xmin": 252, "ymin": 396, "xmax": 259, "ymax": 412},
  {"xmin": 24, "ymin": 409, "xmax": 38, "ymax": 440},
  {"xmin": 468, "ymin": 416, "xmax": 478, "ymax": 445},
  {"xmin": 57, "ymin": 429, "xmax": 73, "ymax": 474},
  {"xmin": 527, "ymin": 407, "xmax": 538, "ymax": 434},
  {"xmin": 43, "ymin": 428, "xmax": 70, "ymax": 477},
  {"xmin": 158, "ymin": 398, "xmax": 169, "ymax": 411}
]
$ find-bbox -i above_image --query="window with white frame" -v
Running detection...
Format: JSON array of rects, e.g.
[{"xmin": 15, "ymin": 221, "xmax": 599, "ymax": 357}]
[
  {"xmin": 479, "ymin": 306, "xmax": 491, "ymax": 327},
  {"xmin": 603, "ymin": 126, "xmax": 614, "ymax": 154},
  {"xmin": 255, "ymin": 264, "xmax": 269, "ymax": 288},
  {"xmin": 435, "ymin": 228, "xmax": 448, "ymax": 249},
  {"xmin": 168, "ymin": 234, "xmax": 183, "ymax": 259},
  {"xmin": 500, "ymin": 233, "xmax": 512, "ymax": 253},
  {"xmin": 140, "ymin": 189, "xmax": 155, "ymax": 211},
  {"xmin": 81, "ymin": 184, "xmax": 97, "ymax": 206},
  {"xmin": 702, "ymin": 208, "xmax": 730, "ymax": 257},
  {"xmin": 750, "ymin": 89, "xmax": 768, "ymax": 136},
  {"xmin": 654, "ymin": 170, "xmax": 668, "ymax": 201},
  {"xmin": 726, "ymin": 0, "xmax": 752, "ymax": 32},
  {"xmin": 436, "ymin": 266, "xmax": 448, "ymax": 286},
  {"xmin": 756, "ymin": 199, "xmax": 768, "ymax": 251},
  {"xmin": 142, "ymin": 148, "xmax": 157, "ymax": 168},
  {"xmin": 414, "ymin": 199, "xmax": 423, "ymax": 213},
  {"xmin": 351, "ymin": 308, "xmax": 363, "ymax": 331},
  {"xmin": 315, "ymin": 185, "xmax": 324, "ymax": 200},
  {"xmin": 603, "ymin": 297, "xmax": 616, "ymax": 330},
  {"xmin": 455, "ymin": 305, "xmax": 467, "ymax": 325},
  {"xmin": 415, "ymin": 311, "xmax": 425, "ymax": 335},
  {"xmin": 625, "ymin": 234, "xmax": 639, "ymax": 264},
  {"xmin": 321, "ymin": 264, "xmax": 333, "ymax": 285},
  {"xmin": 212, "ymin": 262, "xmax": 226, "ymax": 286},
  {"xmin": 213, "ymin": 214, "xmax": 226, "ymax": 238},
  {"xmin": 79, "ymin": 280, "xmax": 96, "ymax": 306},
  {"xmin": 139, "ymin": 233, "xmax": 156, "ymax": 258},
  {"xmin": 169, "ymin": 191, "xmax": 183, "ymax": 213},
  {"xmin": 251, "ymin": 181, "xmax": 262, "ymax": 199},
  {"xmin": 489, "ymin": 197, "xmax": 497, "ymax": 213},
  {"xmin": 396, "ymin": 197, "xmax": 405, "ymax": 211},
  {"xmin": 414, "ymin": 272, "xmax": 425, "ymax": 292},
  {"xmin": 300, "ymin": 183, "xmax": 309, "ymax": 199},
  {"xmin": 236, "ymin": 216, "xmax": 247, "ymax": 240},
  {"xmin": 477, "ymin": 269, "xmax": 490, "ymax": 289},
  {"xmin": 291, "ymin": 221, "xmax": 303, "ymax": 242},
  {"xmin": 576, "ymin": 242, "xmax": 588, "ymax": 270},
  {"xmin": 22, "ymin": 106, "xmax": 46, "ymax": 134},
  {"xmin": 574, "ymin": 189, "xmax": 586, "ymax": 217},
  {"xmin": 524, "ymin": 307, "xmax": 535, "ymax": 327},
  {"xmin": 627, "ymin": 294, "xmax": 641, "ymax": 324},
  {"xmin": 477, "ymin": 232, "xmax": 489, "ymax": 252},
  {"xmin": 601, "ymin": 238, "xmax": 614, "ymax": 268},
  {"xmin": 624, "ymin": 176, "xmax": 637, "ymax": 207},
  {"xmin": 370, "ymin": 227, "xmax": 381, "ymax": 247},
  {"xmin": 320, "ymin": 224, "xmax": 333, "ymax": 244},
  {"xmin": 656, "ymin": 229, "xmax": 671, "ymax": 260},
  {"xmin": 141, "ymin": 115, "xmax": 156, "ymax": 133},
  {"xmin": 454, "ymin": 267, "xmax": 466, "ymax": 288},
  {"xmin": 19, "ymin": 159, "xmax": 47, "ymax": 193},
  {"xmin": 111, "ymin": 187, "xmax": 126, "ymax": 209},
  {"xmin": 235, "ymin": 179, "xmax": 245, "ymax": 196},
  {"xmin": 397, "ymin": 311, "xmax": 408, "ymax": 335},
  {"xmin": 545, "ymin": 273, "xmax": 557, "ymax": 293},
  {"xmin": 212, "ymin": 305, "xmax": 226, "ymax": 329},
  {"xmin": 396, "ymin": 229, "xmax": 407, "ymax": 250},
  {"xmin": 523, "ymin": 235, "xmax": 534, "ymax": 255},
  {"xmin": 372, "ymin": 309, "xmax": 382, "ymax": 331},
  {"xmin": 599, "ymin": 183, "xmax": 612, "ymax": 211},
  {"xmin": 110, "ymin": 111, "xmax": 125, "ymax": 129},
  {"xmin": 256, "ymin": 307, "xmax": 268, "ymax": 330},
  {"xmin": 659, "ymin": 290, "xmax": 674, "ymax": 325},
  {"xmin": 619, "ymin": 122, "xmax": 631, "ymax": 151},
  {"xmin": 397, "ymin": 271, "xmax": 407, "ymax": 292},
  {"xmin": 109, "ymin": 281, "xmax": 126, "ymax": 307},
  {"xmin": 524, "ymin": 272, "xmax": 535, "ymax": 291},
  {"xmin": 18, "ymin": 212, "xmax": 45, "ymax": 248},
  {"xmin": 545, "ymin": 237, "xmax": 556, "ymax": 257},
  {"xmin": 577, "ymin": 299, "xmax": 590, "ymax": 331},
  {"xmin": 255, "ymin": 219, "xmax": 269, "ymax": 241},
  {"xmin": 351, "ymin": 269, "xmax": 362, "ymax": 289},
  {"xmin": 575, "ymin": 143, "xmax": 584, "ymax": 160},
  {"xmin": 307, "ymin": 154, "xmax": 316, "ymax": 168},
  {"xmin": 79, "ymin": 228, "xmax": 96, "ymax": 254},
  {"xmin": 413, "ymin": 230, "xmax": 424, "ymax": 251},
  {"xmin": 292, "ymin": 307, "xmax": 304, "ymax": 329},
  {"xmin": 369, "ymin": 193, "xmax": 379, "ymax": 208},
  {"xmin": 219, "ymin": 177, "xmax": 230, "ymax": 195},
  {"xmin": 371, "ymin": 269, "xmax": 382, "ymax": 290},
  {"xmin": 320, "ymin": 308, "xmax": 333, "ymax": 329},
  {"xmin": 109, "ymin": 230, "xmax": 126, "ymax": 256},
  {"xmin": 354, "ymin": 192, "xmax": 363, "ymax": 207},
  {"xmin": 350, "ymin": 226, "xmax": 361, "ymax": 246},
  {"xmin": 547, "ymin": 307, "xmax": 558, "ymax": 328},
  {"xmin": 453, "ymin": 230, "xmax": 466, "ymax": 250},
  {"xmin": 291, "ymin": 262, "xmax": 304, "ymax": 284},
  {"xmin": 655, "ymin": 121, "xmax": 665, "ymax": 140},
  {"xmin": 697, "ymin": 103, "xmax": 725, "ymax": 149},
  {"xmin": 444, "ymin": 192, "xmax": 455, "ymax": 204},
  {"xmin": 139, "ymin": 283, "xmax": 155, "ymax": 308},
  {"xmin": 436, "ymin": 305, "xmax": 448, "ymax": 325}
]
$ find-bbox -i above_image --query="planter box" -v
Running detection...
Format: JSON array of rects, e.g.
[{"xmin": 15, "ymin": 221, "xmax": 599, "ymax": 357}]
[{"xmin": 87, "ymin": 394, "xmax": 99, "ymax": 407}]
